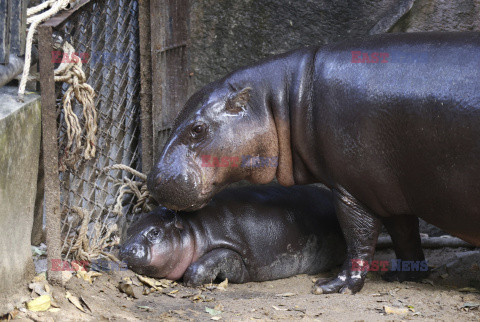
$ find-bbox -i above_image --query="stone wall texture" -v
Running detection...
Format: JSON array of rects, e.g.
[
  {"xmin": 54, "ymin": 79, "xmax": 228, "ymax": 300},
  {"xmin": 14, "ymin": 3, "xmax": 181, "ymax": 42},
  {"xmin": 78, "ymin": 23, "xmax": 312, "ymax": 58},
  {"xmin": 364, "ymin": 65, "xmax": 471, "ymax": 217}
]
[{"xmin": 187, "ymin": 0, "xmax": 480, "ymax": 93}]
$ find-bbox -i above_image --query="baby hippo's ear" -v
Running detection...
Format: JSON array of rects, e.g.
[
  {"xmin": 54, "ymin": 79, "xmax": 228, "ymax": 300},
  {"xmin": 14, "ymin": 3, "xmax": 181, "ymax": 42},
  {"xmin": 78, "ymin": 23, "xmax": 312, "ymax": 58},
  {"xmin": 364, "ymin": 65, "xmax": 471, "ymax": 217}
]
[
  {"xmin": 174, "ymin": 217, "xmax": 184, "ymax": 230},
  {"xmin": 226, "ymin": 87, "xmax": 252, "ymax": 114}
]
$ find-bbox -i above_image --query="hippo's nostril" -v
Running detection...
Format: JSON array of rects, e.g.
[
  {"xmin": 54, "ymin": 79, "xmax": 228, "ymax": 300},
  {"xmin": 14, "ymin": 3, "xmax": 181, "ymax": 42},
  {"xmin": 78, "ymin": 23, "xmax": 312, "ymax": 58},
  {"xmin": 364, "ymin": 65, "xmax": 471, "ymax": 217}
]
[{"xmin": 130, "ymin": 244, "xmax": 146, "ymax": 258}]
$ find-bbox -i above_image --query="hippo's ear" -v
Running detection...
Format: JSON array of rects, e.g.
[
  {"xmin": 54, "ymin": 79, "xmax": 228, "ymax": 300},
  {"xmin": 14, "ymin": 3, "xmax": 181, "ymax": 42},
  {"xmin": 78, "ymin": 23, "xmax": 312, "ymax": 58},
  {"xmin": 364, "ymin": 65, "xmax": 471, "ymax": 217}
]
[
  {"xmin": 174, "ymin": 217, "xmax": 184, "ymax": 230},
  {"xmin": 226, "ymin": 87, "xmax": 252, "ymax": 114}
]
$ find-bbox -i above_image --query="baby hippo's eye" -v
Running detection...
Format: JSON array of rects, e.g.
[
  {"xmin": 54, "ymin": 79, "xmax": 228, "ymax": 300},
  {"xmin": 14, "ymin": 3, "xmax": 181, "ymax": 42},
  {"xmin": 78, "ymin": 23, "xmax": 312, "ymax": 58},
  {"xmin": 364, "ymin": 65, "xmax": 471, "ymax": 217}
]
[{"xmin": 146, "ymin": 228, "xmax": 161, "ymax": 241}]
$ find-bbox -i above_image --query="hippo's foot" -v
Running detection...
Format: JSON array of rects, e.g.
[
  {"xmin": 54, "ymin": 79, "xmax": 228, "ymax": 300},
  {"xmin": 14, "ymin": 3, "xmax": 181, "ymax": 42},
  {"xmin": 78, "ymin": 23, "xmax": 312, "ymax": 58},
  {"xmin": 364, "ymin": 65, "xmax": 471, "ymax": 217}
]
[
  {"xmin": 381, "ymin": 215, "xmax": 428, "ymax": 283},
  {"xmin": 382, "ymin": 268, "xmax": 430, "ymax": 282},
  {"xmin": 313, "ymin": 269, "xmax": 366, "ymax": 294},
  {"xmin": 183, "ymin": 248, "xmax": 250, "ymax": 286},
  {"xmin": 312, "ymin": 188, "xmax": 383, "ymax": 294}
]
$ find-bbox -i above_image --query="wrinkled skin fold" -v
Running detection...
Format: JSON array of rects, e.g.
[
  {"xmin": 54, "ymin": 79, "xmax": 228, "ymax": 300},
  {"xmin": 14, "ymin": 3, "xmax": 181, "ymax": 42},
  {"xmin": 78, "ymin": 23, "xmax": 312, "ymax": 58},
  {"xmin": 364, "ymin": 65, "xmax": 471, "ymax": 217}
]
[{"xmin": 148, "ymin": 32, "xmax": 480, "ymax": 294}]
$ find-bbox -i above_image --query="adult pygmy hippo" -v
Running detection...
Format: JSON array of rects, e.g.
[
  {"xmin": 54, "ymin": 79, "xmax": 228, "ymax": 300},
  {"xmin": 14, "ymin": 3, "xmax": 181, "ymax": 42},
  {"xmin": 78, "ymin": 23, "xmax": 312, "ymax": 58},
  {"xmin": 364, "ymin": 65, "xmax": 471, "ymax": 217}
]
[
  {"xmin": 147, "ymin": 32, "xmax": 480, "ymax": 293},
  {"xmin": 119, "ymin": 185, "xmax": 345, "ymax": 285}
]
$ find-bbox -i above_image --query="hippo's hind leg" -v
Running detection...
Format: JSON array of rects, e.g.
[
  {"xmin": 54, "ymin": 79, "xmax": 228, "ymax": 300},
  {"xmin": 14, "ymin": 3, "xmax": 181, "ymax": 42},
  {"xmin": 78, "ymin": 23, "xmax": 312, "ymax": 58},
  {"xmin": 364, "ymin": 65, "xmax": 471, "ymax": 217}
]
[
  {"xmin": 313, "ymin": 188, "xmax": 382, "ymax": 294},
  {"xmin": 183, "ymin": 249, "xmax": 250, "ymax": 286},
  {"xmin": 382, "ymin": 215, "xmax": 429, "ymax": 282}
]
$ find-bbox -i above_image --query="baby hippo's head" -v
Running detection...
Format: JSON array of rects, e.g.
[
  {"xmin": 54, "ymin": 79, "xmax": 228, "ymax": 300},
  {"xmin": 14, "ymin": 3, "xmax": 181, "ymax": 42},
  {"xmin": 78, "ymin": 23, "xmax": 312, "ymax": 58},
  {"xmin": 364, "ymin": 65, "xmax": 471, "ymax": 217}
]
[{"xmin": 119, "ymin": 208, "xmax": 191, "ymax": 280}]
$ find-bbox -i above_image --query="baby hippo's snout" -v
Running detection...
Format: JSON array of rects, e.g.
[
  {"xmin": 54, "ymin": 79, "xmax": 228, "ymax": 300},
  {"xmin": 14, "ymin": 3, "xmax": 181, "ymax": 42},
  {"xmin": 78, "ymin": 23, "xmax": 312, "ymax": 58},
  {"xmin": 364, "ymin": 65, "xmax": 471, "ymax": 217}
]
[{"xmin": 119, "ymin": 241, "xmax": 150, "ymax": 269}]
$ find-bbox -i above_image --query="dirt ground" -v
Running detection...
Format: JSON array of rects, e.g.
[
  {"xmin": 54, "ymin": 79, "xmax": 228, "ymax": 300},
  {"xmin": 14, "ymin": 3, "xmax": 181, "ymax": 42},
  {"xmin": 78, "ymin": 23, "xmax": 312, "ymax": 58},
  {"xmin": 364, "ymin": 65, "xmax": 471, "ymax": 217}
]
[{"xmin": 10, "ymin": 247, "xmax": 480, "ymax": 321}]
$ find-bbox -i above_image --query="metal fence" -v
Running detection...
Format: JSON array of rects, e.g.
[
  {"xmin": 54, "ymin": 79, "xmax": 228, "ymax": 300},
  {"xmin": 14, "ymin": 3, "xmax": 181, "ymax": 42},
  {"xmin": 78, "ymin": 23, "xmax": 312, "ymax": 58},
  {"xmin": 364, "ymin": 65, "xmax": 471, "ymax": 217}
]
[{"xmin": 40, "ymin": 0, "xmax": 142, "ymax": 263}]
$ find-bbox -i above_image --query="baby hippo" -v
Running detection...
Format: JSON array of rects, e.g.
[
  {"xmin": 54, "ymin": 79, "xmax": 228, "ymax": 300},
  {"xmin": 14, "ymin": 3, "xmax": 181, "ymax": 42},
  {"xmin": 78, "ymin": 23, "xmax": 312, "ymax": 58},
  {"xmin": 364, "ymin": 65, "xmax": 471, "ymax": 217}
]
[{"xmin": 119, "ymin": 185, "xmax": 346, "ymax": 285}]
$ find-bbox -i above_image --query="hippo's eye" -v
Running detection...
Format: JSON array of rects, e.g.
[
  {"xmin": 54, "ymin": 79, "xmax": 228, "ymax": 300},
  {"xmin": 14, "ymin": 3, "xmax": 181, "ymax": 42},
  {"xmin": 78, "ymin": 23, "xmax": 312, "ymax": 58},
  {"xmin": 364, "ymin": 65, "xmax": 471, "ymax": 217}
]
[
  {"xmin": 191, "ymin": 123, "xmax": 206, "ymax": 139},
  {"xmin": 146, "ymin": 228, "xmax": 161, "ymax": 241}
]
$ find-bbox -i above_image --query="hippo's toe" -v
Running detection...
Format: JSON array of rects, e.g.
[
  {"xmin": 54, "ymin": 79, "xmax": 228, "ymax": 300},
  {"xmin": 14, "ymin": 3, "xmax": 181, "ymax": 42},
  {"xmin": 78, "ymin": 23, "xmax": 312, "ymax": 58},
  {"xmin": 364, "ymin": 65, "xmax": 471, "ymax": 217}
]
[{"xmin": 312, "ymin": 269, "xmax": 365, "ymax": 295}]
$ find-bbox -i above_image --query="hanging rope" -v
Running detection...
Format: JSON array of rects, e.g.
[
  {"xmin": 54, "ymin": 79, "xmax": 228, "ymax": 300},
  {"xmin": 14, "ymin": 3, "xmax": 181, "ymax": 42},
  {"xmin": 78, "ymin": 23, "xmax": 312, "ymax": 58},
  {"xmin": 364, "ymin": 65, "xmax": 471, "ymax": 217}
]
[
  {"xmin": 18, "ymin": 0, "xmax": 74, "ymax": 101},
  {"xmin": 19, "ymin": 0, "xmax": 97, "ymax": 169},
  {"xmin": 55, "ymin": 42, "xmax": 97, "ymax": 169}
]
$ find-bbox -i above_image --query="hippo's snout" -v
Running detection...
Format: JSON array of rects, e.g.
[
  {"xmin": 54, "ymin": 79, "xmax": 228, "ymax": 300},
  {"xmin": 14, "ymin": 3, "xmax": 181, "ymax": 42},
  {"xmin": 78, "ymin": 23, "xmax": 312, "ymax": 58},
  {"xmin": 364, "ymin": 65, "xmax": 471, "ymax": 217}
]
[
  {"xmin": 147, "ymin": 162, "xmax": 212, "ymax": 212},
  {"xmin": 119, "ymin": 242, "xmax": 149, "ymax": 268}
]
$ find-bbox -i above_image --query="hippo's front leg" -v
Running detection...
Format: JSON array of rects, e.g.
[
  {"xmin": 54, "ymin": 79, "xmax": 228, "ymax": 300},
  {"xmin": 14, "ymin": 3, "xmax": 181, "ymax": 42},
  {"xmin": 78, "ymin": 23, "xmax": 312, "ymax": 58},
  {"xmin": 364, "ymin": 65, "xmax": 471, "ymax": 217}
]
[
  {"xmin": 313, "ymin": 188, "xmax": 382, "ymax": 294},
  {"xmin": 183, "ymin": 249, "xmax": 250, "ymax": 286}
]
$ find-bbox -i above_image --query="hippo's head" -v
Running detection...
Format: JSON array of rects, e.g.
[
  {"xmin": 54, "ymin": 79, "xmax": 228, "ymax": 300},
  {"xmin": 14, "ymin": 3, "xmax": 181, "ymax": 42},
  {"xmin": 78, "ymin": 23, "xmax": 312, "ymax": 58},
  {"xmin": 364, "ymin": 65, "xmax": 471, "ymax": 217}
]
[
  {"xmin": 147, "ymin": 80, "xmax": 279, "ymax": 211},
  {"xmin": 119, "ymin": 209, "xmax": 192, "ymax": 279}
]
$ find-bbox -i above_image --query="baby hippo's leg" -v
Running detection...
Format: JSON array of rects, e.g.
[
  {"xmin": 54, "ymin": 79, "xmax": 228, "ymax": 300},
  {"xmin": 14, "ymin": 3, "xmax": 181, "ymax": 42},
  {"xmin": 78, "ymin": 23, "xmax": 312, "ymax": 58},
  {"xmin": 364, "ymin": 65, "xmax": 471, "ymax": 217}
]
[{"xmin": 183, "ymin": 249, "xmax": 250, "ymax": 286}]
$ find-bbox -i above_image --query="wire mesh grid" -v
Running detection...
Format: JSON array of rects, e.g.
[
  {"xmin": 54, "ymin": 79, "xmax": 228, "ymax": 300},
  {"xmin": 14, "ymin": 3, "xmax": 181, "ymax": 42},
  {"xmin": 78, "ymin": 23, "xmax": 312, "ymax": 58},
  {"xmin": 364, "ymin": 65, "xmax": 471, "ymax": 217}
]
[{"xmin": 52, "ymin": 0, "xmax": 142, "ymax": 260}]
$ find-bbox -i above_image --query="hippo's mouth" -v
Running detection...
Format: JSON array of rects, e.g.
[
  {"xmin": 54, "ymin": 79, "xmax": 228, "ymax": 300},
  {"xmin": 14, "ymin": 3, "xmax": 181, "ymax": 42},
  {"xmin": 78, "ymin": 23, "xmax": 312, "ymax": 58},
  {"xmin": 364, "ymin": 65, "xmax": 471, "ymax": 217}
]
[{"xmin": 164, "ymin": 197, "xmax": 211, "ymax": 212}]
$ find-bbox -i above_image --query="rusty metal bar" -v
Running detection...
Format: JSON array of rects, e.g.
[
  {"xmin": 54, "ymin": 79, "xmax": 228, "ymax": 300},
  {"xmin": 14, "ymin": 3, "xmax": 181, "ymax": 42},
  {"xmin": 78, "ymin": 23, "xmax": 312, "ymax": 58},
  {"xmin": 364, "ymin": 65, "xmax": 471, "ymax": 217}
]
[
  {"xmin": 139, "ymin": 0, "xmax": 153, "ymax": 173},
  {"xmin": 42, "ymin": 0, "xmax": 92, "ymax": 29},
  {"xmin": 38, "ymin": 25, "xmax": 62, "ymax": 285}
]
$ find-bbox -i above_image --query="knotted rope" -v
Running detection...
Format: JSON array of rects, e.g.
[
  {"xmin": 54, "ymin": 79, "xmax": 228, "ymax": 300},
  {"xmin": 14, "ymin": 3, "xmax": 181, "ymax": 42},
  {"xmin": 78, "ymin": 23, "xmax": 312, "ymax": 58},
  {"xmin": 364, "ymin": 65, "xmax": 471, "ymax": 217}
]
[
  {"xmin": 103, "ymin": 164, "xmax": 156, "ymax": 215},
  {"xmin": 55, "ymin": 42, "xmax": 97, "ymax": 169},
  {"xmin": 65, "ymin": 165, "xmax": 156, "ymax": 261}
]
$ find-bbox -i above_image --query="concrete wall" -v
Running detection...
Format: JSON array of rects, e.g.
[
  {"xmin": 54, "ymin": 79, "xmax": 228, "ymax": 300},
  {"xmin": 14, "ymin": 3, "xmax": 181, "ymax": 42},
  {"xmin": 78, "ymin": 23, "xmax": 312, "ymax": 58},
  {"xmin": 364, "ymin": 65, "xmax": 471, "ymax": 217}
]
[
  {"xmin": 0, "ymin": 86, "xmax": 41, "ymax": 313},
  {"xmin": 187, "ymin": 0, "xmax": 416, "ymax": 93},
  {"xmin": 187, "ymin": 0, "xmax": 480, "ymax": 93}
]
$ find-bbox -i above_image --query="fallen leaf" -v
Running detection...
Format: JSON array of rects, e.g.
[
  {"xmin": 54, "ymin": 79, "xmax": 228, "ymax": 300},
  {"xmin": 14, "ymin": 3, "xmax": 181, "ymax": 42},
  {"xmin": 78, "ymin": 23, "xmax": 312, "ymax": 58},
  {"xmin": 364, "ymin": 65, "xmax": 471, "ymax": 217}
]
[
  {"xmin": 137, "ymin": 305, "xmax": 151, "ymax": 311},
  {"xmin": 61, "ymin": 271, "xmax": 73, "ymax": 284},
  {"xmin": 80, "ymin": 296, "xmax": 93, "ymax": 312},
  {"xmin": 461, "ymin": 302, "xmax": 480, "ymax": 310},
  {"xmin": 6, "ymin": 309, "xmax": 19, "ymax": 320},
  {"xmin": 71, "ymin": 262, "xmax": 87, "ymax": 272},
  {"xmin": 383, "ymin": 306, "xmax": 408, "ymax": 315},
  {"xmin": 289, "ymin": 306, "xmax": 306, "ymax": 314},
  {"xmin": 217, "ymin": 279, "xmax": 228, "ymax": 291},
  {"xmin": 137, "ymin": 275, "xmax": 162, "ymax": 291},
  {"xmin": 32, "ymin": 273, "xmax": 46, "ymax": 283},
  {"xmin": 50, "ymin": 299, "xmax": 60, "ymax": 308},
  {"xmin": 272, "ymin": 306, "xmax": 288, "ymax": 311},
  {"xmin": 118, "ymin": 282, "xmax": 137, "ymax": 298},
  {"xmin": 66, "ymin": 291, "xmax": 86, "ymax": 313},
  {"xmin": 205, "ymin": 306, "xmax": 222, "ymax": 316},
  {"xmin": 26, "ymin": 295, "xmax": 51, "ymax": 312},
  {"xmin": 48, "ymin": 308, "xmax": 61, "ymax": 313},
  {"xmin": 75, "ymin": 268, "xmax": 102, "ymax": 284}
]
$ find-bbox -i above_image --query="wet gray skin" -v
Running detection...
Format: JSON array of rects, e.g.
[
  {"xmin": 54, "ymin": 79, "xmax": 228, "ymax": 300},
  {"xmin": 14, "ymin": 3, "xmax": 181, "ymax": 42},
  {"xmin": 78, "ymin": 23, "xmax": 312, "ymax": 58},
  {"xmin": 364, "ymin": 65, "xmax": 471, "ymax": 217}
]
[{"xmin": 119, "ymin": 185, "xmax": 346, "ymax": 285}]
